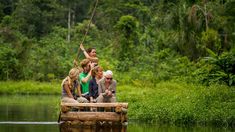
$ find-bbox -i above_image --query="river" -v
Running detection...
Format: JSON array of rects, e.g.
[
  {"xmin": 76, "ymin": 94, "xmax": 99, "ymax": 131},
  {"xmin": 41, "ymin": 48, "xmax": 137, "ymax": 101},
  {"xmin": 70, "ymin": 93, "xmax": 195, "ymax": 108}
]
[{"xmin": 0, "ymin": 95, "xmax": 233, "ymax": 132}]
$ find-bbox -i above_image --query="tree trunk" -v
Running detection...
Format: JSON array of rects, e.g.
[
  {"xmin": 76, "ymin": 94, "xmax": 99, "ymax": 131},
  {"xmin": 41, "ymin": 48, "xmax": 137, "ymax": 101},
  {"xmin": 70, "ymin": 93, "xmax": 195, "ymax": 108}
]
[{"xmin": 67, "ymin": 5, "xmax": 71, "ymax": 43}]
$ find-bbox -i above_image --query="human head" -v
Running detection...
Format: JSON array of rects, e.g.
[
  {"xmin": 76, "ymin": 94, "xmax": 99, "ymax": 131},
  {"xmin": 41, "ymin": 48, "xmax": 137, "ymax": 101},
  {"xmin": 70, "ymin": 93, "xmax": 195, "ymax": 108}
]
[
  {"xmin": 69, "ymin": 68, "xmax": 80, "ymax": 80},
  {"xmin": 87, "ymin": 48, "xmax": 96, "ymax": 57},
  {"xmin": 80, "ymin": 59, "xmax": 91, "ymax": 73},
  {"xmin": 104, "ymin": 70, "xmax": 113, "ymax": 83},
  {"xmin": 92, "ymin": 66, "xmax": 103, "ymax": 78}
]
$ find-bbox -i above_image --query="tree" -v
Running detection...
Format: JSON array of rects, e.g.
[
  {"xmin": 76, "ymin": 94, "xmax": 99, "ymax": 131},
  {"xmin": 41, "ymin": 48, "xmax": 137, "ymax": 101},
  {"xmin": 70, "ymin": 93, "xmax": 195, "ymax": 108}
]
[
  {"xmin": 0, "ymin": 0, "xmax": 18, "ymax": 21},
  {"xmin": 58, "ymin": 0, "xmax": 93, "ymax": 43},
  {"xmin": 0, "ymin": 15, "xmax": 31, "ymax": 80},
  {"xmin": 115, "ymin": 15, "xmax": 139, "ymax": 71},
  {"xmin": 11, "ymin": 0, "xmax": 65, "ymax": 38}
]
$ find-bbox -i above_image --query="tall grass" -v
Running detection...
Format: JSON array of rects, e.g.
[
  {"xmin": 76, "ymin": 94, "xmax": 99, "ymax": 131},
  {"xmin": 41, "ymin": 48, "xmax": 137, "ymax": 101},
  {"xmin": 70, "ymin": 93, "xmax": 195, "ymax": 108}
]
[
  {"xmin": 117, "ymin": 81, "xmax": 235, "ymax": 126},
  {"xmin": 0, "ymin": 81, "xmax": 61, "ymax": 95}
]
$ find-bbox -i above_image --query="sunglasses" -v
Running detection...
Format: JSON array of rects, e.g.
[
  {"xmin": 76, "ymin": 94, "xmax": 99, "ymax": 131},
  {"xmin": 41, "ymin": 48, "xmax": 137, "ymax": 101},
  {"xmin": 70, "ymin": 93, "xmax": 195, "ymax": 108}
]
[{"xmin": 106, "ymin": 77, "xmax": 113, "ymax": 80}]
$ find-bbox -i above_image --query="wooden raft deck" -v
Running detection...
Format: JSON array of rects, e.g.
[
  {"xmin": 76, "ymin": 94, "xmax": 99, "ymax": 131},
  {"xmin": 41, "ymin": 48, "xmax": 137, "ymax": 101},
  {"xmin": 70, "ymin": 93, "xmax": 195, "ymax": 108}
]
[{"xmin": 59, "ymin": 102, "xmax": 128, "ymax": 124}]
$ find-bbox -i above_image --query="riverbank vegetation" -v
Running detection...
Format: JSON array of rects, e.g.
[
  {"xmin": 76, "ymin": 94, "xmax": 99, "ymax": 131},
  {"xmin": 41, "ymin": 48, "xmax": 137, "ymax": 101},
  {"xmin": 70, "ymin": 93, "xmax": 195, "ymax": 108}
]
[
  {"xmin": 0, "ymin": 81, "xmax": 60, "ymax": 95},
  {"xmin": 0, "ymin": 0, "xmax": 235, "ymax": 126},
  {"xmin": 120, "ymin": 82, "xmax": 235, "ymax": 126}
]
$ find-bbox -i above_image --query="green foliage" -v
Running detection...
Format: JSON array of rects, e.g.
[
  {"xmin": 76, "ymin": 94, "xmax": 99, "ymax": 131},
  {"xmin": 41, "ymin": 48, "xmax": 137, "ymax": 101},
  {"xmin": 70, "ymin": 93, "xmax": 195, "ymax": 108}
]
[
  {"xmin": 30, "ymin": 26, "xmax": 71, "ymax": 81},
  {"xmin": 1, "ymin": 15, "xmax": 12, "ymax": 26},
  {"xmin": 0, "ymin": 45, "xmax": 18, "ymax": 80},
  {"xmin": 122, "ymin": 1, "xmax": 151, "ymax": 27},
  {"xmin": 115, "ymin": 15, "xmax": 139, "ymax": 37},
  {"xmin": 115, "ymin": 15, "xmax": 139, "ymax": 71},
  {"xmin": 11, "ymin": 0, "xmax": 66, "ymax": 38},
  {"xmin": 0, "ymin": 81, "xmax": 60, "ymax": 95},
  {"xmin": 200, "ymin": 29, "xmax": 221, "ymax": 55},
  {"xmin": 0, "ymin": 0, "xmax": 235, "ymax": 86},
  {"xmin": 117, "ymin": 81, "xmax": 235, "ymax": 126},
  {"xmin": 115, "ymin": 48, "xmax": 196, "ymax": 87},
  {"xmin": 0, "ymin": 21, "xmax": 32, "ymax": 80},
  {"xmin": 0, "ymin": 0, "xmax": 17, "ymax": 21},
  {"xmin": 0, "ymin": 0, "xmax": 234, "ymax": 127},
  {"xmin": 193, "ymin": 50, "xmax": 235, "ymax": 86},
  {"xmin": 71, "ymin": 20, "xmax": 100, "ymax": 47}
]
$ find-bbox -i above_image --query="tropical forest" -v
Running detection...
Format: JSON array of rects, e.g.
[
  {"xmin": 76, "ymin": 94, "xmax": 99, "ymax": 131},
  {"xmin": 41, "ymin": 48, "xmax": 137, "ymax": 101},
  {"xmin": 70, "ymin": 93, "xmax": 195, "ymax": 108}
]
[{"xmin": 0, "ymin": 0, "xmax": 235, "ymax": 130}]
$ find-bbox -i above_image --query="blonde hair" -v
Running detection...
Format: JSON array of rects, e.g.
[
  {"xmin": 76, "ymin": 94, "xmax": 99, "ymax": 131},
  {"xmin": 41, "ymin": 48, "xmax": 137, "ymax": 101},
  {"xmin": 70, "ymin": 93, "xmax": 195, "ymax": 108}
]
[
  {"xmin": 69, "ymin": 68, "xmax": 80, "ymax": 78},
  {"xmin": 61, "ymin": 68, "xmax": 80, "ymax": 89}
]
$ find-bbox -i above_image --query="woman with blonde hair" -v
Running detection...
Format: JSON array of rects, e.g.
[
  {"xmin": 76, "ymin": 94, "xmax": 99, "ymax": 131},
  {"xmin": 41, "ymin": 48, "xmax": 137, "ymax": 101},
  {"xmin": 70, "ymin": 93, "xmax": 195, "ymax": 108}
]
[{"xmin": 61, "ymin": 68, "xmax": 88, "ymax": 103}]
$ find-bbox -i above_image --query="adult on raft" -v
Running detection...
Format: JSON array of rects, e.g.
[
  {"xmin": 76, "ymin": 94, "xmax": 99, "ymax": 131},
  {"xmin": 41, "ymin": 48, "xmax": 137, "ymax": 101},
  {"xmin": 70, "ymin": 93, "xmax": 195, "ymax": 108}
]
[
  {"xmin": 80, "ymin": 44, "xmax": 99, "ymax": 64},
  {"xmin": 61, "ymin": 67, "xmax": 89, "ymax": 103}
]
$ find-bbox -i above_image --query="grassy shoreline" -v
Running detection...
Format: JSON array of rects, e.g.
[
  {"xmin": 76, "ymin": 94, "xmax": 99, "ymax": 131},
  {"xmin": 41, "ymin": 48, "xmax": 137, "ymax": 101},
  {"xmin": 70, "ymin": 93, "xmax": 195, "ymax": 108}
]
[
  {"xmin": 0, "ymin": 81, "xmax": 235, "ymax": 127},
  {"xmin": 0, "ymin": 81, "xmax": 61, "ymax": 95}
]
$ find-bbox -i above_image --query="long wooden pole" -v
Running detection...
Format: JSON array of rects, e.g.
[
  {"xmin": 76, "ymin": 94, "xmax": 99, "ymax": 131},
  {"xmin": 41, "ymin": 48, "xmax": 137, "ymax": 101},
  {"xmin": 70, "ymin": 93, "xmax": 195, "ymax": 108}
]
[{"xmin": 76, "ymin": 0, "xmax": 99, "ymax": 61}]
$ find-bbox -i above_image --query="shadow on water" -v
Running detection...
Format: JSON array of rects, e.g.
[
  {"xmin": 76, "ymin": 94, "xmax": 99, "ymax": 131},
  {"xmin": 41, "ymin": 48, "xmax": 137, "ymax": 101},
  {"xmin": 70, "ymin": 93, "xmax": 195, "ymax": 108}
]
[{"xmin": 59, "ymin": 122, "xmax": 127, "ymax": 132}]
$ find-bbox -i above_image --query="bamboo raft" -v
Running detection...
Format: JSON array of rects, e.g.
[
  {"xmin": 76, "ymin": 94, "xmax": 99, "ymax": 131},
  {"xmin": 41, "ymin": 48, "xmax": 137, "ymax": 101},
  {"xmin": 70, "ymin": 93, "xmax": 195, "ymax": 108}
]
[{"xmin": 59, "ymin": 102, "xmax": 128, "ymax": 125}]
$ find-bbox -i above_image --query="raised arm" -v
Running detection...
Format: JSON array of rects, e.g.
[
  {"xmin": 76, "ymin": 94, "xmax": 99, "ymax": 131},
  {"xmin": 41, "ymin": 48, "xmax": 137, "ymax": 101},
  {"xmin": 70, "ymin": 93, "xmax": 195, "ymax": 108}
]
[
  {"xmin": 81, "ymin": 70, "xmax": 92, "ymax": 83},
  {"xmin": 80, "ymin": 44, "xmax": 98, "ymax": 62},
  {"xmin": 80, "ymin": 62, "xmax": 94, "ymax": 83}
]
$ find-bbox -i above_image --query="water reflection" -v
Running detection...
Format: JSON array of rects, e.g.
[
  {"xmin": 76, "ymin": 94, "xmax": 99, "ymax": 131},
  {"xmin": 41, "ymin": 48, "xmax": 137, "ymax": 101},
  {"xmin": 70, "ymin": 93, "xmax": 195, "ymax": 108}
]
[
  {"xmin": 59, "ymin": 122, "xmax": 127, "ymax": 132},
  {"xmin": 0, "ymin": 95, "xmax": 60, "ymax": 121}
]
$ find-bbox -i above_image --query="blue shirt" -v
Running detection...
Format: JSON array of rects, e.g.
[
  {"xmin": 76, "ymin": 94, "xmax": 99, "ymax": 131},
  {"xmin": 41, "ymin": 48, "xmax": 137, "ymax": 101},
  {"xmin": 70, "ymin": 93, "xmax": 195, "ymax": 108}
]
[{"xmin": 89, "ymin": 77, "xmax": 99, "ymax": 99}]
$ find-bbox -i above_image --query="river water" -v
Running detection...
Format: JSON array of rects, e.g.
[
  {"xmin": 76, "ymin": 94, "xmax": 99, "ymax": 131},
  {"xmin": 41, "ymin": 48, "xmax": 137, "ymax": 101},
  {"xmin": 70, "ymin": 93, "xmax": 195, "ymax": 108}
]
[{"xmin": 0, "ymin": 95, "xmax": 233, "ymax": 132}]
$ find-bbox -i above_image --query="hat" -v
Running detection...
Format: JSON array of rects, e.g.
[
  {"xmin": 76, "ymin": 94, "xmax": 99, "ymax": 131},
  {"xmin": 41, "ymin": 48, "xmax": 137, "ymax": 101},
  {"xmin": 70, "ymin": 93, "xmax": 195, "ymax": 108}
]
[{"xmin": 104, "ymin": 70, "xmax": 113, "ymax": 76}]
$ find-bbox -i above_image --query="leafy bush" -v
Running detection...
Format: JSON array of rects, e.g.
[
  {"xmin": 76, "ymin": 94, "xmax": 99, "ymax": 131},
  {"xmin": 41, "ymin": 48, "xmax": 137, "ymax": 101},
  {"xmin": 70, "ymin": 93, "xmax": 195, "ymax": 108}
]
[
  {"xmin": 193, "ymin": 50, "xmax": 235, "ymax": 86},
  {"xmin": 115, "ymin": 15, "xmax": 139, "ymax": 71}
]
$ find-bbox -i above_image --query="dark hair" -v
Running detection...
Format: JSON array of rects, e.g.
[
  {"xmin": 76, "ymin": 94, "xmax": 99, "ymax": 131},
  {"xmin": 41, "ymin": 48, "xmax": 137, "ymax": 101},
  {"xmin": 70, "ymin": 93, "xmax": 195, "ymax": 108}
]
[
  {"xmin": 86, "ymin": 47, "xmax": 96, "ymax": 54},
  {"xmin": 80, "ymin": 59, "xmax": 90, "ymax": 68}
]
